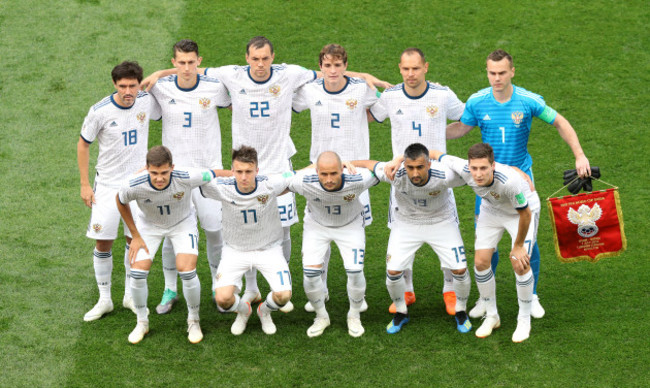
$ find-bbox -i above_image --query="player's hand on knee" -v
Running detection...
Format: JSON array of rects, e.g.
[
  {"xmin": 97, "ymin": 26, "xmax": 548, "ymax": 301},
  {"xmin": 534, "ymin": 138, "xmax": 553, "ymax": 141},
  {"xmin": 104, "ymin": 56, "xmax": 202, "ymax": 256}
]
[
  {"xmin": 509, "ymin": 246, "xmax": 530, "ymax": 273},
  {"xmin": 80, "ymin": 185, "xmax": 95, "ymax": 208},
  {"xmin": 129, "ymin": 236, "xmax": 149, "ymax": 264}
]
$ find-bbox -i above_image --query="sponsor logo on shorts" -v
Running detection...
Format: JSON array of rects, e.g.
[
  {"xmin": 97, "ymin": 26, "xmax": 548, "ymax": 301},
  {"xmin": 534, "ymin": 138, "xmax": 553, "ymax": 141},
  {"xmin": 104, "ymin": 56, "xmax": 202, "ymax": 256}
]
[
  {"xmin": 92, "ymin": 223, "xmax": 102, "ymax": 233},
  {"xmin": 173, "ymin": 192, "xmax": 185, "ymax": 200},
  {"xmin": 346, "ymin": 99, "xmax": 358, "ymax": 110},
  {"xmin": 269, "ymin": 85, "xmax": 281, "ymax": 97},
  {"xmin": 426, "ymin": 105, "xmax": 439, "ymax": 118},
  {"xmin": 511, "ymin": 111, "xmax": 524, "ymax": 125},
  {"xmin": 199, "ymin": 98, "xmax": 211, "ymax": 109},
  {"xmin": 490, "ymin": 191, "xmax": 501, "ymax": 200},
  {"xmin": 136, "ymin": 112, "xmax": 146, "ymax": 124},
  {"xmin": 343, "ymin": 194, "xmax": 356, "ymax": 202},
  {"xmin": 257, "ymin": 195, "xmax": 269, "ymax": 204}
]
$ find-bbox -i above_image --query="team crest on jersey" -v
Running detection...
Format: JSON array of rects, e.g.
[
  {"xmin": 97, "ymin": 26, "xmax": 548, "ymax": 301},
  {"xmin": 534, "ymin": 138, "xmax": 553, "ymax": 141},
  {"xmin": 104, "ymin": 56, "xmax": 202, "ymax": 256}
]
[
  {"xmin": 92, "ymin": 224, "xmax": 102, "ymax": 233},
  {"xmin": 568, "ymin": 203, "xmax": 602, "ymax": 238},
  {"xmin": 511, "ymin": 111, "xmax": 524, "ymax": 125},
  {"xmin": 343, "ymin": 194, "xmax": 356, "ymax": 202},
  {"xmin": 199, "ymin": 98, "xmax": 211, "ymax": 109},
  {"xmin": 428, "ymin": 190, "xmax": 441, "ymax": 197},
  {"xmin": 489, "ymin": 191, "xmax": 501, "ymax": 200},
  {"xmin": 426, "ymin": 105, "xmax": 439, "ymax": 118},
  {"xmin": 173, "ymin": 192, "xmax": 185, "ymax": 200},
  {"xmin": 269, "ymin": 85, "xmax": 281, "ymax": 97},
  {"xmin": 345, "ymin": 99, "xmax": 358, "ymax": 110},
  {"xmin": 215, "ymin": 273, "xmax": 222, "ymax": 281},
  {"xmin": 257, "ymin": 195, "xmax": 269, "ymax": 204},
  {"xmin": 136, "ymin": 112, "xmax": 146, "ymax": 124}
]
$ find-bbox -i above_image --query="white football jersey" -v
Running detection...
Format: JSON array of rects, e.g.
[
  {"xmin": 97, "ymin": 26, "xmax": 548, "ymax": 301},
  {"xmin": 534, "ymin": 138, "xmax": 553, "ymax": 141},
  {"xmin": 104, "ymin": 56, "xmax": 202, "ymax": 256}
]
[
  {"xmin": 293, "ymin": 77, "xmax": 379, "ymax": 162},
  {"xmin": 441, "ymin": 155, "xmax": 539, "ymax": 216},
  {"xmin": 205, "ymin": 64, "xmax": 316, "ymax": 173},
  {"xmin": 80, "ymin": 91, "xmax": 161, "ymax": 189},
  {"xmin": 118, "ymin": 168, "xmax": 215, "ymax": 229},
  {"xmin": 151, "ymin": 75, "xmax": 231, "ymax": 169},
  {"xmin": 288, "ymin": 168, "xmax": 378, "ymax": 227},
  {"xmin": 200, "ymin": 174, "xmax": 291, "ymax": 251},
  {"xmin": 374, "ymin": 161, "xmax": 464, "ymax": 225},
  {"xmin": 370, "ymin": 82, "xmax": 465, "ymax": 157}
]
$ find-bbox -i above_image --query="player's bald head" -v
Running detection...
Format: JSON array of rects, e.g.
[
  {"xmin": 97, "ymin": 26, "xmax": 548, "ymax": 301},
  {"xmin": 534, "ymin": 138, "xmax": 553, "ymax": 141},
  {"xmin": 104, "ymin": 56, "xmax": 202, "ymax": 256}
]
[
  {"xmin": 316, "ymin": 151, "xmax": 342, "ymax": 171},
  {"xmin": 400, "ymin": 48, "xmax": 426, "ymax": 65}
]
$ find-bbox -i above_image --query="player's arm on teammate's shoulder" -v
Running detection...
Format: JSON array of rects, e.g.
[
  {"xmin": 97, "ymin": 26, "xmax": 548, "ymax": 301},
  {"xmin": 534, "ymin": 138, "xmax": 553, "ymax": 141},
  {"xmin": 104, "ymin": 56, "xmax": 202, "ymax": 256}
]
[
  {"xmin": 314, "ymin": 70, "xmax": 392, "ymax": 90},
  {"xmin": 551, "ymin": 113, "xmax": 591, "ymax": 178},
  {"xmin": 212, "ymin": 169, "xmax": 233, "ymax": 177},
  {"xmin": 141, "ymin": 68, "xmax": 177, "ymax": 91},
  {"xmin": 446, "ymin": 121, "xmax": 474, "ymax": 139},
  {"xmin": 428, "ymin": 149, "xmax": 445, "ymax": 162},
  {"xmin": 510, "ymin": 206, "xmax": 532, "ymax": 272},
  {"xmin": 77, "ymin": 137, "xmax": 95, "ymax": 208},
  {"xmin": 115, "ymin": 194, "xmax": 148, "ymax": 264},
  {"xmin": 511, "ymin": 166, "xmax": 535, "ymax": 192}
]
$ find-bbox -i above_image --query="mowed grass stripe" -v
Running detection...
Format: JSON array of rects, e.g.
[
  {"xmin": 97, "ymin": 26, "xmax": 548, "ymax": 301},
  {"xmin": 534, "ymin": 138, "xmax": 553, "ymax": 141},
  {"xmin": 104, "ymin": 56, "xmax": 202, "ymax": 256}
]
[{"xmin": 0, "ymin": 0, "xmax": 184, "ymax": 386}]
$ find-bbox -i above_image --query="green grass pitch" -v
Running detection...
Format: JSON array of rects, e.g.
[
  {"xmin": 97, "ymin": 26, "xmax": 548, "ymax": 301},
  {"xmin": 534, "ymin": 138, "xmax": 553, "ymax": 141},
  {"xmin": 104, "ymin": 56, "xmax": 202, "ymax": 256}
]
[{"xmin": 0, "ymin": 1, "xmax": 648, "ymax": 386}]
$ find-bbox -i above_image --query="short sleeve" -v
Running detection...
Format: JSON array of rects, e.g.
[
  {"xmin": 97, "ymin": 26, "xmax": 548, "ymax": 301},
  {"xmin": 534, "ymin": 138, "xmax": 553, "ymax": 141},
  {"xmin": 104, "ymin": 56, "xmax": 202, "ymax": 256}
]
[
  {"xmin": 292, "ymin": 87, "xmax": 309, "ymax": 113},
  {"xmin": 360, "ymin": 168, "xmax": 380, "ymax": 189},
  {"xmin": 268, "ymin": 172, "xmax": 293, "ymax": 196},
  {"xmin": 288, "ymin": 64, "xmax": 317, "ymax": 89},
  {"xmin": 80, "ymin": 107, "xmax": 101, "ymax": 143},
  {"xmin": 362, "ymin": 83, "xmax": 380, "ymax": 108},
  {"xmin": 372, "ymin": 162, "xmax": 391, "ymax": 183},
  {"xmin": 369, "ymin": 93, "xmax": 388, "ymax": 123},
  {"xmin": 199, "ymin": 179, "xmax": 224, "ymax": 201},
  {"xmin": 446, "ymin": 89, "xmax": 465, "ymax": 121},
  {"xmin": 459, "ymin": 100, "xmax": 478, "ymax": 127}
]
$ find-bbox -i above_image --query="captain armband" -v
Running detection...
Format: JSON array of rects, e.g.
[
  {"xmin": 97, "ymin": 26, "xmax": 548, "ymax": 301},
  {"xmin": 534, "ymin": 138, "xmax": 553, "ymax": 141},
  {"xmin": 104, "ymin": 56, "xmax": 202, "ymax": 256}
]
[{"xmin": 538, "ymin": 105, "xmax": 558, "ymax": 124}]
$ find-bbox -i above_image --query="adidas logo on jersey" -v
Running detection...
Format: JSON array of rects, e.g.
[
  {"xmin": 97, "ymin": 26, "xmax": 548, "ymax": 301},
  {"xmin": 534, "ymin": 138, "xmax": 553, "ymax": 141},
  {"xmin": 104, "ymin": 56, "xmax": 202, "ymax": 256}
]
[
  {"xmin": 313, "ymin": 198, "xmax": 321, "ymax": 202},
  {"xmin": 239, "ymin": 89, "xmax": 247, "ymax": 94},
  {"xmin": 144, "ymin": 199, "xmax": 152, "ymax": 203},
  {"xmin": 169, "ymin": 99, "xmax": 176, "ymax": 105},
  {"xmin": 315, "ymin": 101, "xmax": 322, "ymax": 106},
  {"xmin": 109, "ymin": 121, "xmax": 118, "ymax": 127},
  {"xmin": 482, "ymin": 114, "xmax": 491, "ymax": 121},
  {"xmin": 396, "ymin": 109, "xmax": 403, "ymax": 115}
]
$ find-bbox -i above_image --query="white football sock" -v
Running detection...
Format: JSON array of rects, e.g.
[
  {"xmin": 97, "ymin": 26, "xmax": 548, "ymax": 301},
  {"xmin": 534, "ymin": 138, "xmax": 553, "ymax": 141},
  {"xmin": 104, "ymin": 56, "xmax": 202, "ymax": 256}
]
[
  {"xmin": 123, "ymin": 244, "xmax": 131, "ymax": 297},
  {"xmin": 452, "ymin": 270, "xmax": 471, "ymax": 312},
  {"xmin": 130, "ymin": 269, "xmax": 149, "ymax": 322},
  {"xmin": 93, "ymin": 249, "xmax": 112, "ymax": 301},
  {"xmin": 346, "ymin": 270, "xmax": 366, "ymax": 318},
  {"xmin": 303, "ymin": 269, "xmax": 327, "ymax": 317},
  {"xmin": 180, "ymin": 270, "xmax": 201, "ymax": 321},
  {"xmin": 516, "ymin": 270, "xmax": 534, "ymax": 319},
  {"xmin": 475, "ymin": 266, "xmax": 497, "ymax": 316},
  {"xmin": 386, "ymin": 272, "xmax": 407, "ymax": 314},
  {"xmin": 161, "ymin": 238, "xmax": 177, "ymax": 292},
  {"xmin": 204, "ymin": 230, "xmax": 223, "ymax": 291}
]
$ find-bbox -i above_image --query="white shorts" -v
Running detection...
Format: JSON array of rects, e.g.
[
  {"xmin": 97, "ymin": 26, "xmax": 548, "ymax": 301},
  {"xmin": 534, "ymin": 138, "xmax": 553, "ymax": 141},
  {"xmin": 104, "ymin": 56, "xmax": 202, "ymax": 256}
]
[
  {"xmin": 134, "ymin": 214, "xmax": 199, "ymax": 262},
  {"xmin": 475, "ymin": 206, "xmax": 540, "ymax": 253},
  {"xmin": 301, "ymin": 213, "xmax": 366, "ymax": 272},
  {"xmin": 192, "ymin": 187, "xmax": 222, "ymax": 232},
  {"xmin": 277, "ymin": 192, "xmax": 299, "ymax": 227},
  {"xmin": 215, "ymin": 244, "xmax": 292, "ymax": 292},
  {"xmin": 359, "ymin": 190, "xmax": 373, "ymax": 227},
  {"xmin": 386, "ymin": 218, "xmax": 467, "ymax": 271},
  {"xmin": 86, "ymin": 183, "xmax": 139, "ymax": 240}
]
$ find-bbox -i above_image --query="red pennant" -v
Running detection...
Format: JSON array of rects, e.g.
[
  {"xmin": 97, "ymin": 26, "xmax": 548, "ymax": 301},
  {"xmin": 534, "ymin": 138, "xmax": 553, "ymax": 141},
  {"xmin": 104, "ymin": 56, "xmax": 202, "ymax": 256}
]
[{"xmin": 547, "ymin": 188, "xmax": 626, "ymax": 263}]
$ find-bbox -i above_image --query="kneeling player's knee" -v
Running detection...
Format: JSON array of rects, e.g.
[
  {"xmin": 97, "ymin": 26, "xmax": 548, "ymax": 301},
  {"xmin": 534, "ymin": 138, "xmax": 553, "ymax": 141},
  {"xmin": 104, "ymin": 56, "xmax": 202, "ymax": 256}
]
[
  {"xmin": 215, "ymin": 290, "xmax": 234, "ymax": 309},
  {"xmin": 346, "ymin": 270, "xmax": 365, "ymax": 287},
  {"xmin": 386, "ymin": 270, "xmax": 403, "ymax": 284},
  {"xmin": 274, "ymin": 290, "xmax": 292, "ymax": 306},
  {"xmin": 451, "ymin": 268, "xmax": 467, "ymax": 275},
  {"xmin": 303, "ymin": 266, "xmax": 323, "ymax": 280}
]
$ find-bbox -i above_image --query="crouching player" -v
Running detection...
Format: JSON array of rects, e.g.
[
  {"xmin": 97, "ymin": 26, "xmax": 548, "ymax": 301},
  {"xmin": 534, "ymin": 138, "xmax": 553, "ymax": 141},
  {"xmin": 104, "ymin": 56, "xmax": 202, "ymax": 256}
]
[
  {"xmin": 116, "ymin": 145, "xmax": 218, "ymax": 344},
  {"xmin": 435, "ymin": 143, "xmax": 539, "ymax": 342},
  {"xmin": 200, "ymin": 146, "xmax": 293, "ymax": 336},
  {"xmin": 355, "ymin": 143, "xmax": 472, "ymax": 334},
  {"xmin": 287, "ymin": 151, "xmax": 378, "ymax": 338}
]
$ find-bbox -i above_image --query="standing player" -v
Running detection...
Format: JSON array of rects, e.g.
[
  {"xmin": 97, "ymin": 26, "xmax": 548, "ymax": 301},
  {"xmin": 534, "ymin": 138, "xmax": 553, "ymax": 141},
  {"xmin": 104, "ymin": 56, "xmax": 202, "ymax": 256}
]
[
  {"xmin": 77, "ymin": 61, "xmax": 161, "ymax": 321},
  {"xmin": 292, "ymin": 43, "xmax": 378, "ymax": 312},
  {"xmin": 116, "ymin": 146, "xmax": 220, "ymax": 344},
  {"xmin": 149, "ymin": 39, "xmax": 231, "ymax": 314},
  {"xmin": 369, "ymin": 48, "xmax": 466, "ymax": 316},
  {"xmin": 354, "ymin": 143, "xmax": 472, "ymax": 334},
  {"xmin": 200, "ymin": 146, "xmax": 294, "ymax": 335},
  {"xmin": 447, "ymin": 49, "xmax": 591, "ymax": 319},
  {"xmin": 287, "ymin": 151, "xmax": 378, "ymax": 337},
  {"xmin": 434, "ymin": 143, "xmax": 540, "ymax": 342},
  {"xmin": 142, "ymin": 36, "xmax": 388, "ymax": 309}
]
